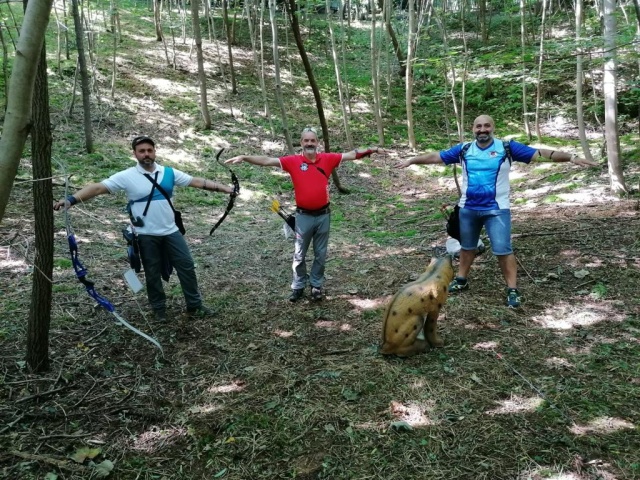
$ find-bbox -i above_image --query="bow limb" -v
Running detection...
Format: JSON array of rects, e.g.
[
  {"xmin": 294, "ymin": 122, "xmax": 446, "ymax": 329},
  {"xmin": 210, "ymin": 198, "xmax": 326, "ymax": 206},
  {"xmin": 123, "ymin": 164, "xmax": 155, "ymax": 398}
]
[
  {"xmin": 112, "ymin": 311, "xmax": 164, "ymax": 354},
  {"xmin": 57, "ymin": 161, "xmax": 163, "ymax": 354},
  {"xmin": 209, "ymin": 148, "xmax": 241, "ymax": 236}
]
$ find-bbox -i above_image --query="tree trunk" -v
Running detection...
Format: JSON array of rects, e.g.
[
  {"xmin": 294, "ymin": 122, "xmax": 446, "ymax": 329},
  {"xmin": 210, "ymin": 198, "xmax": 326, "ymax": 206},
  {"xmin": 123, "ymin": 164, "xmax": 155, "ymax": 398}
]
[
  {"xmin": 269, "ymin": 0, "xmax": 294, "ymax": 153},
  {"xmin": 154, "ymin": 0, "xmax": 163, "ymax": 41},
  {"xmin": 326, "ymin": 0, "xmax": 353, "ymax": 148},
  {"xmin": 285, "ymin": 0, "xmax": 348, "ymax": 192},
  {"xmin": 71, "ymin": 0, "xmax": 94, "ymax": 153},
  {"xmin": 370, "ymin": 0, "xmax": 384, "ymax": 146},
  {"xmin": 384, "ymin": 3, "xmax": 406, "ymax": 77},
  {"xmin": 603, "ymin": 0, "xmax": 627, "ymax": 194},
  {"xmin": 575, "ymin": 0, "xmax": 595, "ymax": 162},
  {"xmin": 534, "ymin": 0, "xmax": 547, "ymax": 139},
  {"xmin": 405, "ymin": 0, "xmax": 415, "ymax": 148},
  {"xmin": 191, "ymin": 0, "xmax": 212, "ymax": 128},
  {"xmin": 222, "ymin": 0, "xmax": 238, "ymax": 94},
  {"xmin": 0, "ymin": 0, "xmax": 53, "ymax": 223},
  {"xmin": 519, "ymin": 0, "xmax": 531, "ymax": 140},
  {"xmin": 246, "ymin": 0, "xmax": 273, "ymax": 135},
  {"xmin": 26, "ymin": 40, "xmax": 54, "ymax": 373}
]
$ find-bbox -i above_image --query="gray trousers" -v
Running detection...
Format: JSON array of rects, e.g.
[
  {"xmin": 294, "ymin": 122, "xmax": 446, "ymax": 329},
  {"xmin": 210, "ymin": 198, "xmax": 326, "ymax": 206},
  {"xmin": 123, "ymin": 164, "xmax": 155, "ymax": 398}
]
[
  {"xmin": 291, "ymin": 212, "xmax": 330, "ymax": 290},
  {"xmin": 138, "ymin": 231, "xmax": 202, "ymax": 311}
]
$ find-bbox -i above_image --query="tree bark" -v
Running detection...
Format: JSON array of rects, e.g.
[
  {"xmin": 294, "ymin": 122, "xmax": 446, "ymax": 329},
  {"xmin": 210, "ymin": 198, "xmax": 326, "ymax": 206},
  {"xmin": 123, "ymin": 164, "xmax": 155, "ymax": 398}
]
[
  {"xmin": 575, "ymin": 0, "xmax": 595, "ymax": 162},
  {"xmin": 327, "ymin": 0, "xmax": 352, "ymax": 148},
  {"xmin": 191, "ymin": 0, "xmax": 212, "ymax": 128},
  {"xmin": 405, "ymin": 0, "xmax": 415, "ymax": 148},
  {"xmin": 534, "ymin": 0, "xmax": 547, "ymax": 139},
  {"xmin": 603, "ymin": 0, "xmax": 627, "ymax": 194},
  {"xmin": 370, "ymin": 0, "xmax": 384, "ymax": 146},
  {"xmin": 71, "ymin": 0, "xmax": 94, "ymax": 153},
  {"xmin": 222, "ymin": 0, "xmax": 238, "ymax": 94},
  {"xmin": 519, "ymin": 0, "xmax": 531, "ymax": 140},
  {"xmin": 384, "ymin": 4, "xmax": 406, "ymax": 77},
  {"xmin": 0, "ymin": 0, "xmax": 53, "ymax": 223},
  {"xmin": 27, "ymin": 40, "xmax": 54, "ymax": 373},
  {"xmin": 154, "ymin": 0, "xmax": 163, "ymax": 41}
]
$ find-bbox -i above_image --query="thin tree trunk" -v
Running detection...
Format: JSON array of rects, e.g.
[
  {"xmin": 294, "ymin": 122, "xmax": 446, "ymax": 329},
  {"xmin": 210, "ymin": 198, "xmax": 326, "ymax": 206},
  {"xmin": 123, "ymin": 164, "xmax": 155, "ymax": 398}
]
[
  {"xmin": 534, "ymin": 0, "xmax": 547, "ymax": 139},
  {"xmin": 603, "ymin": 0, "xmax": 627, "ymax": 194},
  {"xmin": 384, "ymin": 2, "xmax": 406, "ymax": 77},
  {"xmin": 110, "ymin": 0, "xmax": 118, "ymax": 99},
  {"xmin": 370, "ymin": 0, "xmax": 384, "ymax": 146},
  {"xmin": 258, "ymin": 0, "xmax": 274, "ymax": 135},
  {"xmin": 246, "ymin": 0, "xmax": 273, "ymax": 134},
  {"xmin": 519, "ymin": 0, "xmax": 531, "ymax": 140},
  {"xmin": 405, "ymin": 0, "xmax": 415, "ymax": 148},
  {"xmin": 191, "ymin": 0, "xmax": 212, "ymax": 128},
  {"xmin": 0, "ymin": 0, "xmax": 53, "ymax": 223},
  {"xmin": 222, "ymin": 0, "xmax": 238, "ymax": 93},
  {"xmin": 27, "ymin": 39, "xmax": 54, "ymax": 373},
  {"xmin": 575, "ymin": 0, "xmax": 595, "ymax": 162},
  {"xmin": 71, "ymin": 0, "xmax": 93, "ymax": 153},
  {"xmin": 154, "ymin": 0, "xmax": 163, "ymax": 40},
  {"xmin": 328, "ymin": 0, "xmax": 352, "ymax": 148},
  {"xmin": 269, "ymin": 0, "xmax": 294, "ymax": 153},
  {"xmin": 339, "ymin": 0, "xmax": 352, "ymax": 116}
]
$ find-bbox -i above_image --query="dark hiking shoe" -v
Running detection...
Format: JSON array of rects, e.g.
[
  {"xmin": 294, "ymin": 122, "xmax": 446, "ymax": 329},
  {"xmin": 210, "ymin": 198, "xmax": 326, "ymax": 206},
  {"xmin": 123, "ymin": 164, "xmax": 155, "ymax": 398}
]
[
  {"xmin": 448, "ymin": 277, "xmax": 469, "ymax": 293},
  {"xmin": 154, "ymin": 309, "xmax": 168, "ymax": 322},
  {"xmin": 311, "ymin": 287, "xmax": 323, "ymax": 301},
  {"xmin": 289, "ymin": 289, "xmax": 305, "ymax": 302},
  {"xmin": 186, "ymin": 305, "xmax": 215, "ymax": 318},
  {"xmin": 506, "ymin": 288, "xmax": 522, "ymax": 308}
]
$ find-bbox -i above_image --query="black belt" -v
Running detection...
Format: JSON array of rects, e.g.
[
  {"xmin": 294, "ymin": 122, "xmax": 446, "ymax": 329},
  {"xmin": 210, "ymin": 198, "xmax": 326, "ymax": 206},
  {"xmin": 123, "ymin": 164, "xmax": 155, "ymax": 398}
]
[{"xmin": 296, "ymin": 206, "xmax": 331, "ymax": 216}]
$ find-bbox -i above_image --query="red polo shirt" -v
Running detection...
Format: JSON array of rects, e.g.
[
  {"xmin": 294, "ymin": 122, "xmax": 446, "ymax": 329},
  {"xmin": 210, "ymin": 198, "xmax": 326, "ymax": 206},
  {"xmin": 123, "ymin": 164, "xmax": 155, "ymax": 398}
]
[{"xmin": 280, "ymin": 153, "xmax": 343, "ymax": 210}]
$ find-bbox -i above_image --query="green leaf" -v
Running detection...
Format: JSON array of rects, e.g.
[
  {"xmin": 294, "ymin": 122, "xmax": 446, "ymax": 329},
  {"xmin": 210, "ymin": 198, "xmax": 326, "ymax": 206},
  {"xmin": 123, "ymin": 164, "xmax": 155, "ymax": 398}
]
[
  {"xmin": 93, "ymin": 460, "xmax": 114, "ymax": 478},
  {"xmin": 70, "ymin": 447, "xmax": 101, "ymax": 463},
  {"xmin": 214, "ymin": 468, "xmax": 227, "ymax": 478}
]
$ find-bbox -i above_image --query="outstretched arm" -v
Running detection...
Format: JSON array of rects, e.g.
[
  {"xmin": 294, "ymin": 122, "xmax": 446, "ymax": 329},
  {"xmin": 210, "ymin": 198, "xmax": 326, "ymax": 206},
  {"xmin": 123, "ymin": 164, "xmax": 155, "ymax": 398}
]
[
  {"xmin": 53, "ymin": 182, "xmax": 109, "ymax": 210},
  {"xmin": 533, "ymin": 149, "xmax": 598, "ymax": 167},
  {"xmin": 394, "ymin": 152, "xmax": 443, "ymax": 169},
  {"xmin": 225, "ymin": 155, "xmax": 281, "ymax": 167},
  {"xmin": 341, "ymin": 147, "xmax": 387, "ymax": 161},
  {"xmin": 189, "ymin": 177, "xmax": 234, "ymax": 194}
]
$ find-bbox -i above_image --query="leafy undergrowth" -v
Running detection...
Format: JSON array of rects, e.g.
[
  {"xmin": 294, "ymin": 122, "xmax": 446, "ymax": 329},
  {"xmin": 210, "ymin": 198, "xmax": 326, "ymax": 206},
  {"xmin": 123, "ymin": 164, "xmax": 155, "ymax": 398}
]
[{"xmin": 2, "ymin": 4, "xmax": 640, "ymax": 480}]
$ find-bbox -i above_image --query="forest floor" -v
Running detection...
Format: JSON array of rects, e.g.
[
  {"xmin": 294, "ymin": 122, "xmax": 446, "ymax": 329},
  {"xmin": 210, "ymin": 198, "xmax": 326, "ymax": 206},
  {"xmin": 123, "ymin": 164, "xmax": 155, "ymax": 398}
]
[{"xmin": 1, "ymin": 5, "xmax": 640, "ymax": 480}]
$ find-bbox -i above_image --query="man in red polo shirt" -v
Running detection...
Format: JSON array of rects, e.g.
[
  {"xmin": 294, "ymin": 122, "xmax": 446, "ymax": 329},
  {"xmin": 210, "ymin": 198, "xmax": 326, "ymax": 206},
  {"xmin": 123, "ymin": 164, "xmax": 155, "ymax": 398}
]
[{"xmin": 226, "ymin": 127, "xmax": 384, "ymax": 302}]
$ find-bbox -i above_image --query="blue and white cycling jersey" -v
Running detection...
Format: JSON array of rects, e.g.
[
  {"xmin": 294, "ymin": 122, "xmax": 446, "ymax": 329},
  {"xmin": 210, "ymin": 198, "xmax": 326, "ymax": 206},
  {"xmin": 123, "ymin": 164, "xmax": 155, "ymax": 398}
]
[{"xmin": 440, "ymin": 139, "xmax": 536, "ymax": 210}]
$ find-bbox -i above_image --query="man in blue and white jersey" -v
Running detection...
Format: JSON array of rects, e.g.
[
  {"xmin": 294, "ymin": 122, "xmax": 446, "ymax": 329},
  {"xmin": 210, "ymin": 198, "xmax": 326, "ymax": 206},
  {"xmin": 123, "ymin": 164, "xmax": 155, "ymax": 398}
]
[{"xmin": 394, "ymin": 115, "xmax": 598, "ymax": 308}]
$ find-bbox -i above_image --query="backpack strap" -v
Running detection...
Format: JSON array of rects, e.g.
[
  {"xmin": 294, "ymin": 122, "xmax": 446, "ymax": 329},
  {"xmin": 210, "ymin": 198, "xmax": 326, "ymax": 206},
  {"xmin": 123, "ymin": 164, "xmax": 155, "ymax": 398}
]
[
  {"xmin": 458, "ymin": 142, "xmax": 472, "ymax": 163},
  {"xmin": 502, "ymin": 140, "xmax": 513, "ymax": 166},
  {"xmin": 459, "ymin": 140, "xmax": 513, "ymax": 166}
]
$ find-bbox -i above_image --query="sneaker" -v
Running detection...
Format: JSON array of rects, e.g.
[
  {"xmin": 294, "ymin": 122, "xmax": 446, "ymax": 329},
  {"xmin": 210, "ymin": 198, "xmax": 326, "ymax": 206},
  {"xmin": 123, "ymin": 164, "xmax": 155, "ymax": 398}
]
[
  {"xmin": 506, "ymin": 288, "xmax": 522, "ymax": 308},
  {"xmin": 186, "ymin": 305, "xmax": 215, "ymax": 318},
  {"xmin": 448, "ymin": 277, "xmax": 469, "ymax": 293},
  {"xmin": 154, "ymin": 309, "xmax": 167, "ymax": 321},
  {"xmin": 311, "ymin": 287, "xmax": 323, "ymax": 301},
  {"xmin": 289, "ymin": 289, "xmax": 304, "ymax": 302}
]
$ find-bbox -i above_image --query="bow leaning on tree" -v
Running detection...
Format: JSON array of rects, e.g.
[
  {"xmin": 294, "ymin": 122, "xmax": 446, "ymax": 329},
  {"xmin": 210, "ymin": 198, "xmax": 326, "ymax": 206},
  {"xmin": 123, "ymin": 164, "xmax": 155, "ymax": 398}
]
[
  {"xmin": 209, "ymin": 148, "xmax": 240, "ymax": 236},
  {"xmin": 58, "ymin": 163, "xmax": 163, "ymax": 354}
]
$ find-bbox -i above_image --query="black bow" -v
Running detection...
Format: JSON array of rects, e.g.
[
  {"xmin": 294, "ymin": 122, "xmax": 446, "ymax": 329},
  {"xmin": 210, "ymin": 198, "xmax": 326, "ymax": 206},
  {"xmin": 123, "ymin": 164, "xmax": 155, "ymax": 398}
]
[{"xmin": 210, "ymin": 148, "xmax": 240, "ymax": 235}]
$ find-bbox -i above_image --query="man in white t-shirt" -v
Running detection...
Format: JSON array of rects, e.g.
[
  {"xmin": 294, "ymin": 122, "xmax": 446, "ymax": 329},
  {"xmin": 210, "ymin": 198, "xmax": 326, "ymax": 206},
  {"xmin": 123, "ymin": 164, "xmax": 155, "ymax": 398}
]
[{"xmin": 54, "ymin": 136, "xmax": 235, "ymax": 321}]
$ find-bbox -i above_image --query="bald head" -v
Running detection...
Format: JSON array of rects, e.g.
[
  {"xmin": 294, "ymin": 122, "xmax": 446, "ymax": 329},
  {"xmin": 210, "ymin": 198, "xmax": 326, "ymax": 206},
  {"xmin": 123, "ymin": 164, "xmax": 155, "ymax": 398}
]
[{"xmin": 472, "ymin": 115, "xmax": 495, "ymax": 145}]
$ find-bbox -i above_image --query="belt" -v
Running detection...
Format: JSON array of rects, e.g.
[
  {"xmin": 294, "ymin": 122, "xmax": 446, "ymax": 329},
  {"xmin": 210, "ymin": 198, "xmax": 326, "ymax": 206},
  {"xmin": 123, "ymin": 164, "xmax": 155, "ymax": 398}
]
[{"xmin": 295, "ymin": 206, "xmax": 331, "ymax": 216}]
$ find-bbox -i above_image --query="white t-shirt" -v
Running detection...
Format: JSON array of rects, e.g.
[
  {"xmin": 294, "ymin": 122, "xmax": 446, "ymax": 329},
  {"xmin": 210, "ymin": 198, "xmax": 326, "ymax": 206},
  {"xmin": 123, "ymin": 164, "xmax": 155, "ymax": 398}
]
[{"xmin": 102, "ymin": 163, "xmax": 193, "ymax": 236}]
